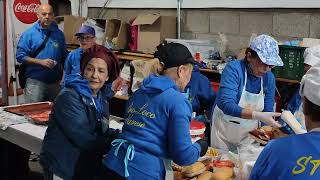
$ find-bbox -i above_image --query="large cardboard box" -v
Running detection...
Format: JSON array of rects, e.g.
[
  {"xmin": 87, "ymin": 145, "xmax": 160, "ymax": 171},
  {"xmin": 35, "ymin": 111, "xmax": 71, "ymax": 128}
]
[
  {"xmin": 105, "ymin": 19, "xmax": 129, "ymax": 49},
  {"xmin": 55, "ymin": 15, "xmax": 85, "ymax": 45},
  {"xmin": 132, "ymin": 14, "xmax": 176, "ymax": 54}
]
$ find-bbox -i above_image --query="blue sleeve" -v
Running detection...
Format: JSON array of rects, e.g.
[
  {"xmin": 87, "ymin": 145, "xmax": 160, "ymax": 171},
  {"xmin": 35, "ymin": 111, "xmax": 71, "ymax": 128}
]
[
  {"xmin": 263, "ymin": 73, "xmax": 276, "ymax": 112},
  {"xmin": 53, "ymin": 90, "xmax": 105, "ymax": 150},
  {"xmin": 16, "ymin": 32, "xmax": 31, "ymax": 63},
  {"xmin": 167, "ymin": 97, "xmax": 201, "ymax": 165},
  {"xmin": 61, "ymin": 35, "xmax": 69, "ymax": 62},
  {"xmin": 217, "ymin": 63, "xmax": 243, "ymax": 117}
]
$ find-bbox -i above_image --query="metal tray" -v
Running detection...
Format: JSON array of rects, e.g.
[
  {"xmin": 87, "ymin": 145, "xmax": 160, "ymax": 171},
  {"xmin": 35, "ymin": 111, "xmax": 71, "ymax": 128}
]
[{"xmin": 4, "ymin": 102, "xmax": 53, "ymax": 124}]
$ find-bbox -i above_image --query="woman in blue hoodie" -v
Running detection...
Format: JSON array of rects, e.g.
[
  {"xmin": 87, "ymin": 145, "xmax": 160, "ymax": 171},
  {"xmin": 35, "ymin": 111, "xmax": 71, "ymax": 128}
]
[
  {"xmin": 100, "ymin": 43, "xmax": 208, "ymax": 180},
  {"xmin": 40, "ymin": 44, "xmax": 120, "ymax": 180},
  {"xmin": 210, "ymin": 34, "xmax": 284, "ymax": 152}
]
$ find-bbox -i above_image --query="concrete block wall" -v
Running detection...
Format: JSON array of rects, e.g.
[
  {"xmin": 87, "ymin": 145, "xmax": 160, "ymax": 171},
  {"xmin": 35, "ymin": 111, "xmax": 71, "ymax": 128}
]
[{"xmin": 88, "ymin": 8, "xmax": 320, "ymax": 55}]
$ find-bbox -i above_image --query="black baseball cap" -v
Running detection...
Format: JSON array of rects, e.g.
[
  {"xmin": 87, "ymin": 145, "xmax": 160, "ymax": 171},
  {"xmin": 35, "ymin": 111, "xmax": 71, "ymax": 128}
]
[{"xmin": 154, "ymin": 42, "xmax": 196, "ymax": 69}]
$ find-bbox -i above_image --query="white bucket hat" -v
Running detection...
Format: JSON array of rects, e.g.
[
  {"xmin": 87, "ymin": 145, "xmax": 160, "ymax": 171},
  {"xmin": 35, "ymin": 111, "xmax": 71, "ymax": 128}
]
[
  {"xmin": 303, "ymin": 45, "xmax": 320, "ymax": 66},
  {"xmin": 300, "ymin": 62, "xmax": 320, "ymax": 106}
]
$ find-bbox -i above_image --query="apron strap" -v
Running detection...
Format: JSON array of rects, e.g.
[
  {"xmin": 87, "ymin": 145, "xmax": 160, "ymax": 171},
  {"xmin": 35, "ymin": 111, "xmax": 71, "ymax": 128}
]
[{"xmin": 111, "ymin": 139, "xmax": 135, "ymax": 177}]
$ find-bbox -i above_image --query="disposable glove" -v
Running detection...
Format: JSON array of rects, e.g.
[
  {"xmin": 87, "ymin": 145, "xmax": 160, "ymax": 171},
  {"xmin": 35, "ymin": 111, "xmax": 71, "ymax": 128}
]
[
  {"xmin": 252, "ymin": 111, "xmax": 281, "ymax": 127},
  {"xmin": 196, "ymin": 139, "xmax": 208, "ymax": 157}
]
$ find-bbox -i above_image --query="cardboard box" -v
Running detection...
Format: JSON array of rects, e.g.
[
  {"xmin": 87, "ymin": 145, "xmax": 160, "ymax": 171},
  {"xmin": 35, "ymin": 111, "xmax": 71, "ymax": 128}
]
[
  {"xmin": 105, "ymin": 19, "xmax": 129, "ymax": 49},
  {"xmin": 55, "ymin": 15, "xmax": 85, "ymax": 45},
  {"xmin": 132, "ymin": 14, "xmax": 176, "ymax": 54}
]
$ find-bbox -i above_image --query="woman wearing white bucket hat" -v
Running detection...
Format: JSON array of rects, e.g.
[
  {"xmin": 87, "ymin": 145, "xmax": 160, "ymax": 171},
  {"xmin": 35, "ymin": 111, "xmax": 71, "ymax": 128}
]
[
  {"xmin": 250, "ymin": 62, "xmax": 320, "ymax": 180},
  {"xmin": 287, "ymin": 45, "xmax": 320, "ymax": 130},
  {"xmin": 210, "ymin": 34, "xmax": 283, "ymax": 152}
]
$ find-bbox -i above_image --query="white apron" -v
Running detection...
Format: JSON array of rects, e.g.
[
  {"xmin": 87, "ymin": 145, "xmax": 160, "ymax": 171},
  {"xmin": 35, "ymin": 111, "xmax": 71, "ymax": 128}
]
[{"xmin": 210, "ymin": 69, "xmax": 265, "ymax": 152}]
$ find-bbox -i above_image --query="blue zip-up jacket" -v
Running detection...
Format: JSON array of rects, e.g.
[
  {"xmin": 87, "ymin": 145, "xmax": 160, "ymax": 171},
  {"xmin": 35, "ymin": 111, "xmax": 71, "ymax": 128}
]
[
  {"xmin": 16, "ymin": 21, "xmax": 68, "ymax": 84},
  {"xmin": 64, "ymin": 47, "xmax": 83, "ymax": 76},
  {"xmin": 249, "ymin": 131, "xmax": 320, "ymax": 180},
  {"xmin": 185, "ymin": 66, "xmax": 216, "ymax": 114},
  {"xmin": 213, "ymin": 60, "xmax": 276, "ymax": 118},
  {"xmin": 40, "ymin": 74, "xmax": 118, "ymax": 180},
  {"xmin": 103, "ymin": 74, "xmax": 201, "ymax": 179}
]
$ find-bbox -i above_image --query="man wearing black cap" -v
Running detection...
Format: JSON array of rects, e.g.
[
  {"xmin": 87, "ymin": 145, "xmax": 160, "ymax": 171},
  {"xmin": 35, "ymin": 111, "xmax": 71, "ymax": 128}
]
[{"xmin": 100, "ymin": 42, "xmax": 208, "ymax": 180}]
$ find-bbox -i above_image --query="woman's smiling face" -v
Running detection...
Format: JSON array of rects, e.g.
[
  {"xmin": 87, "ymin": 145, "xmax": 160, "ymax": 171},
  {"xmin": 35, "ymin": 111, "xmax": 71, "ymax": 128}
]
[{"xmin": 83, "ymin": 58, "xmax": 109, "ymax": 96}]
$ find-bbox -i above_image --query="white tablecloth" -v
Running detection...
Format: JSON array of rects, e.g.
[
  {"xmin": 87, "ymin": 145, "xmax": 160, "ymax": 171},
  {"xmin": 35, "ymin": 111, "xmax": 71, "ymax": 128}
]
[{"xmin": 0, "ymin": 113, "xmax": 123, "ymax": 154}]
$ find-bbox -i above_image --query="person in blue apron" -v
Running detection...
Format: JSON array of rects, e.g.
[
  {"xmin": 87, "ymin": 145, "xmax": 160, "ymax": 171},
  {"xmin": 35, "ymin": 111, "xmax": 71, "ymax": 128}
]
[
  {"xmin": 183, "ymin": 64, "xmax": 216, "ymax": 121},
  {"xmin": 287, "ymin": 45, "xmax": 320, "ymax": 130},
  {"xmin": 250, "ymin": 61, "xmax": 320, "ymax": 180},
  {"xmin": 99, "ymin": 43, "xmax": 208, "ymax": 180},
  {"xmin": 210, "ymin": 34, "xmax": 283, "ymax": 152},
  {"xmin": 40, "ymin": 45, "xmax": 120, "ymax": 180}
]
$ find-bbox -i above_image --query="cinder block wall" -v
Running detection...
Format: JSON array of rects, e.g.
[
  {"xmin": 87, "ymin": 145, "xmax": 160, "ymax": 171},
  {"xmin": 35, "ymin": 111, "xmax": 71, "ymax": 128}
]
[{"xmin": 88, "ymin": 8, "xmax": 320, "ymax": 55}]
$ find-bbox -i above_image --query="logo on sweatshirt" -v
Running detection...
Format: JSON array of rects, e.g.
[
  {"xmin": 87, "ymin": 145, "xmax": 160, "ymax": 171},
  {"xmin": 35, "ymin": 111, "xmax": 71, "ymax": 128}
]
[
  {"xmin": 13, "ymin": 0, "xmax": 41, "ymax": 24},
  {"xmin": 53, "ymin": 40, "xmax": 59, "ymax": 48}
]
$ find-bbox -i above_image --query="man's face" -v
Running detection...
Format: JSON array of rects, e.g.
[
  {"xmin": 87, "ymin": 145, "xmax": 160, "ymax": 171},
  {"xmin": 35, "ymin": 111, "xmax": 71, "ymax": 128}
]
[
  {"xmin": 37, "ymin": 5, "xmax": 54, "ymax": 28},
  {"xmin": 77, "ymin": 34, "xmax": 96, "ymax": 50},
  {"xmin": 176, "ymin": 64, "xmax": 193, "ymax": 91}
]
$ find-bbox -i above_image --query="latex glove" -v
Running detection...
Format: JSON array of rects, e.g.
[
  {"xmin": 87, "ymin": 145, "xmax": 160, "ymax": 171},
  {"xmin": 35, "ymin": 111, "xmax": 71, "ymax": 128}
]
[
  {"xmin": 196, "ymin": 139, "xmax": 208, "ymax": 157},
  {"xmin": 252, "ymin": 111, "xmax": 282, "ymax": 127}
]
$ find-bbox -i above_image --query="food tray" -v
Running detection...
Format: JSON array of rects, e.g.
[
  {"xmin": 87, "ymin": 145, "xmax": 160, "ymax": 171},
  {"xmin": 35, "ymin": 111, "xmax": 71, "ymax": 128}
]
[{"xmin": 4, "ymin": 102, "xmax": 53, "ymax": 124}]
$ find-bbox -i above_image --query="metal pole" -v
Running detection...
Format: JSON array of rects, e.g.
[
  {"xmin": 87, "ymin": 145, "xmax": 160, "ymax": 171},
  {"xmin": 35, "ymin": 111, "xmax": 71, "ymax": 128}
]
[
  {"xmin": 0, "ymin": 0, "xmax": 8, "ymax": 105},
  {"xmin": 177, "ymin": 0, "xmax": 181, "ymax": 39}
]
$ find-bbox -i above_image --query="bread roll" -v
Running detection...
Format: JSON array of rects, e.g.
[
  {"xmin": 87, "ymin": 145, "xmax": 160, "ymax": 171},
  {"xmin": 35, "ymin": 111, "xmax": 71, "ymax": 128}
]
[
  {"xmin": 174, "ymin": 171, "xmax": 184, "ymax": 180},
  {"xmin": 197, "ymin": 171, "xmax": 213, "ymax": 180},
  {"xmin": 211, "ymin": 167, "xmax": 233, "ymax": 180},
  {"xmin": 182, "ymin": 162, "xmax": 206, "ymax": 177}
]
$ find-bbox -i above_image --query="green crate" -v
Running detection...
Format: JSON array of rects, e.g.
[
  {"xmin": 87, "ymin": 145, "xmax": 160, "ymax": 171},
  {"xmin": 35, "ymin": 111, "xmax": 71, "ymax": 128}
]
[{"xmin": 272, "ymin": 45, "xmax": 306, "ymax": 80}]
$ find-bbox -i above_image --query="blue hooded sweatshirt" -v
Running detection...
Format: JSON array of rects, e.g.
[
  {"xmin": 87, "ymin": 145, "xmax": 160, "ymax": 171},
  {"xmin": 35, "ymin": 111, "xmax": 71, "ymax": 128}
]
[
  {"xmin": 64, "ymin": 47, "xmax": 83, "ymax": 76},
  {"xmin": 213, "ymin": 60, "xmax": 276, "ymax": 119},
  {"xmin": 249, "ymin": 131, "xmax": 320, "ymax": 180},
  {"xmin": 40, "ymin": 74, "xmax": 119, "ymax": 179},
  {"xmin": 16, "ymin": 21, "xmax": 68, "ymax": 84},
  {"xmin": 185, "ymin": 66, "xmax": 216, "ymax": 115},
  {"xmin": 103, "ymin": 74, "xmax": 201, "ymax": 179}
]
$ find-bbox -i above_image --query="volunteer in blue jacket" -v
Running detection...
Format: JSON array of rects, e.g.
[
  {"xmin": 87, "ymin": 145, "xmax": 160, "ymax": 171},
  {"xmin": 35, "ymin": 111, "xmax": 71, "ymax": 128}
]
[
  {"xmin": 40, "ymin": 44, "xmax": 120, "ymax": 180},
  {"xmin": 287, "ymin": 45, "xmax": 320, "ymax": 130},
  {"xmin": 100, "ymin": 43, "xmax": 208, "ymax": 180},
  {"xmin": 16, "ymin": 4, "xmax": 68, "ymax": 103},
  {"xmin": 210, "ymin": 34, "xmax": 283, "ymax": 152},
  {"xmin": 250, "ymin": 62, "xmax": 320, "ymax": 180},
  {"xmin": 184, "ymin": 64, "xmax": 216, "ymax": 119},
  {"xmin": 64, "ymin": 25, "xmax": 96, "ymax": 76}
]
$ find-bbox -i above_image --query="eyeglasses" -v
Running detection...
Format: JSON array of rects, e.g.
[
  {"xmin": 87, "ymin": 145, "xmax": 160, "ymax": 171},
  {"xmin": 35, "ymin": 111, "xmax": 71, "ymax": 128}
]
[{"xmin": 77, "ymin": 36, "xmax": 95, "ymax": 41}]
